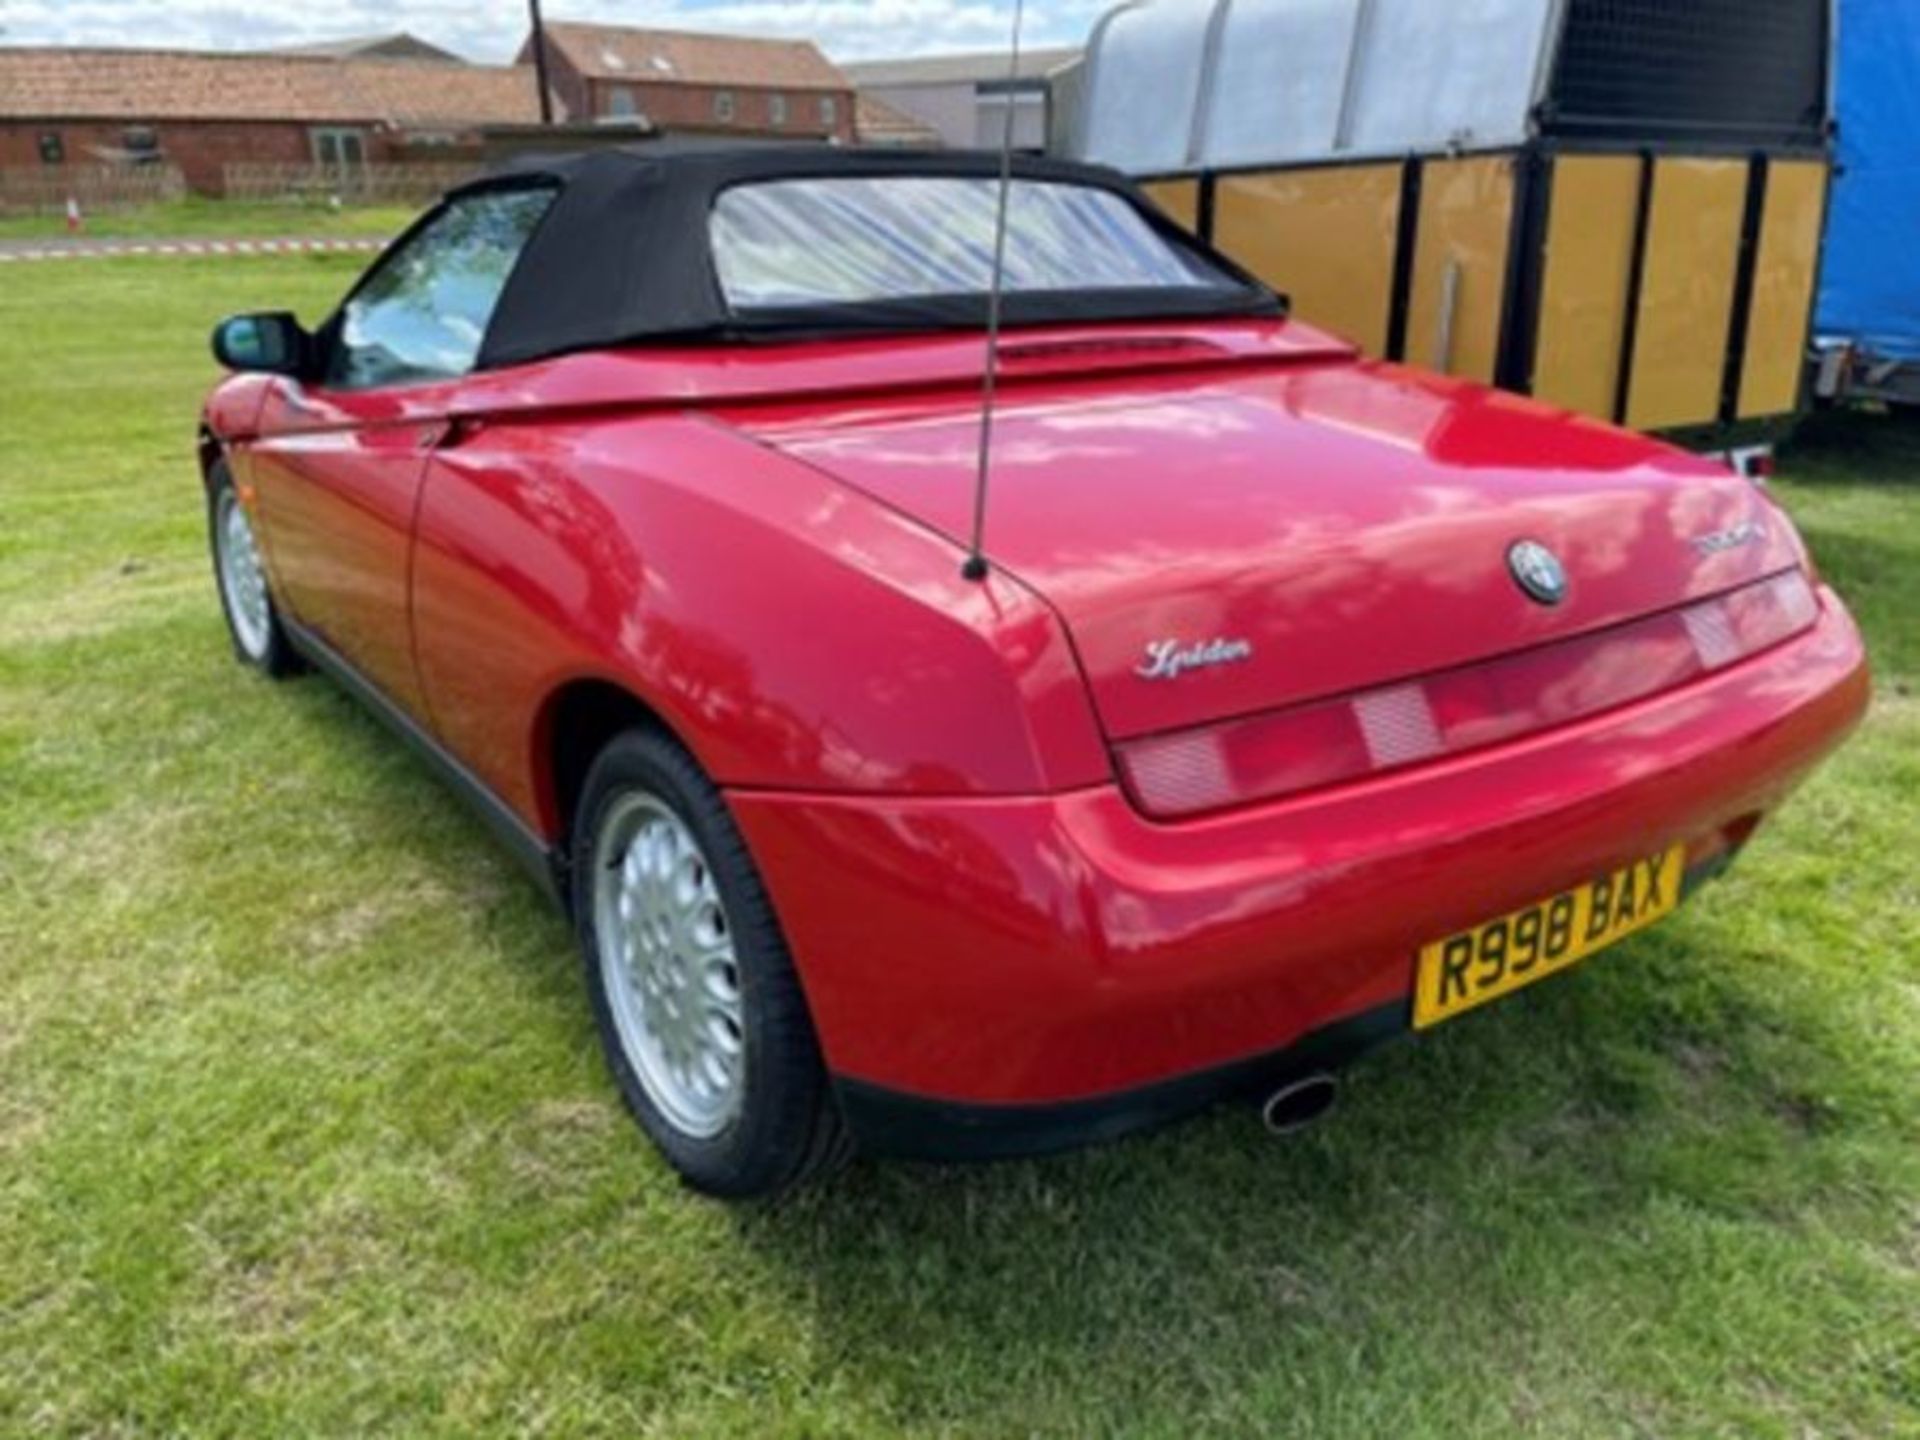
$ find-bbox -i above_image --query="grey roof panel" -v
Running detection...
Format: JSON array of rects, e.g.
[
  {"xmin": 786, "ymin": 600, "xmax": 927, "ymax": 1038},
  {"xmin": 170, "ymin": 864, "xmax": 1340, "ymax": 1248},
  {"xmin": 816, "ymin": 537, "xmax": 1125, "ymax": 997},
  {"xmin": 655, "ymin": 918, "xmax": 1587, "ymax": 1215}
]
[{"xmin": 1076, "ymin": 0, "xmax": 1557, "ymax": 172}]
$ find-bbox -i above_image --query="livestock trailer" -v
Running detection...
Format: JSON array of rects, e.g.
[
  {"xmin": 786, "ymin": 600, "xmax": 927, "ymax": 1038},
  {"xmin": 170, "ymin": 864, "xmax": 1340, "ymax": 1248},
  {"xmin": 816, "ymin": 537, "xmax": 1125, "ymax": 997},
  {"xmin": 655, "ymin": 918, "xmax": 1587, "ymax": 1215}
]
[
  {"xmin": 1813, "ymin": 0, "xmax": 1920, "ymax": 407},
  {"xmin": 1067, "ymin": 0, "xmax": 1834, "ymax": 456}
]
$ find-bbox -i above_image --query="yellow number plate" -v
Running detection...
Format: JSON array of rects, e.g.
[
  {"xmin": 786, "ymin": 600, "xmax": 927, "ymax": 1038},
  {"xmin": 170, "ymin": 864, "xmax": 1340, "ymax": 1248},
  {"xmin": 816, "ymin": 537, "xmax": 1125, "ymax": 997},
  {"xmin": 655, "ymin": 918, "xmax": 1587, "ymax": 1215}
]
[{"xmin": 1413, "ymin": 845, "xmax": 1685, "ymax": 1030}]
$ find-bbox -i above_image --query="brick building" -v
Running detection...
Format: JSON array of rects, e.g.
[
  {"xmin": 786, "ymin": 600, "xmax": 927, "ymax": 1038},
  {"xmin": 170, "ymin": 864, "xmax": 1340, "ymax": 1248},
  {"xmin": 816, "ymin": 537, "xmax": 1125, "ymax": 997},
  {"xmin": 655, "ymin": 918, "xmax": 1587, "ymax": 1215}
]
[
  {"xmin": 0, "ymin": 47, "xmax": 540, "ymax": 194},
  {"xmin": 522, "ymin": 22, "xmax": 855, "ymax": 143}
]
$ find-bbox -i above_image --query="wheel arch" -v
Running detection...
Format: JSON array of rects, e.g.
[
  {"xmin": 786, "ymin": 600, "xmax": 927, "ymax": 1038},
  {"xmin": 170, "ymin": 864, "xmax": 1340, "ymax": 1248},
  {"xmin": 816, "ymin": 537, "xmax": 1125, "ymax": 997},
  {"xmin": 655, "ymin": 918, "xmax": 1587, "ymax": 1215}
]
[
  {"xmin": 532, "ymin": 674, "xmax": 693, "ymax": 852},
  {"xmin": 197, "ymin": 426, "xmax": 225, "ymax": 489}
]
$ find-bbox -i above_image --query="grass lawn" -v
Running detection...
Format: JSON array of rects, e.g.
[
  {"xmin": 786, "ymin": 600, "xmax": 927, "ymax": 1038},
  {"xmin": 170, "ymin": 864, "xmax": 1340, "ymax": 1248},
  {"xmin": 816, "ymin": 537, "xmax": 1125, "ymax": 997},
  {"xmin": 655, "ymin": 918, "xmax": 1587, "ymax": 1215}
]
[
  {"xmin": 0, "ymin": 197, "xmax": 412, "ymax": 242},
  {"xmin": 2, "ymin": 255, "xmax": 1916, "ymax": 1437}
]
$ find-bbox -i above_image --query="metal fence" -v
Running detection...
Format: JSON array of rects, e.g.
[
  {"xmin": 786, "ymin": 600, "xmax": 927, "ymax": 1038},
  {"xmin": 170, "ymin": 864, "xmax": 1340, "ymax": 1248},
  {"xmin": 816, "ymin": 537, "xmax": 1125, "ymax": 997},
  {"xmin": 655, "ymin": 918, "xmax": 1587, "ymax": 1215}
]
[
  {"xmin": 0, "ymin": 165, "xmax": 186, "ymax": 215},
  {"xmin": 221, "ymin": 163, "xmax": 483, "ymax": 204}
]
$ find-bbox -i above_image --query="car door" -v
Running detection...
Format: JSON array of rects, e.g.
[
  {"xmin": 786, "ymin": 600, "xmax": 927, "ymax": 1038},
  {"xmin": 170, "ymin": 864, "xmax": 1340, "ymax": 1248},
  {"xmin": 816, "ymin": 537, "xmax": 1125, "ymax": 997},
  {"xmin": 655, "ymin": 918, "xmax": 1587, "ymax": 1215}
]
[{"xmin": 248, "ymin": 186, "xmax": 556, "ymax": 723}]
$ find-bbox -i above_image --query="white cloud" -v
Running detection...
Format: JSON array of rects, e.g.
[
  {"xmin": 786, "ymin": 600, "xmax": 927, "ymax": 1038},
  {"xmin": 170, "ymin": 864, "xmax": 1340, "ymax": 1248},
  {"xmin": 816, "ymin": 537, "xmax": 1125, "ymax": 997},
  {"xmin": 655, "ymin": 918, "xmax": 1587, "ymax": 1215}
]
[{"xmin": 0, "ymin": 0, "xmax": 1110, "ymax": 61}]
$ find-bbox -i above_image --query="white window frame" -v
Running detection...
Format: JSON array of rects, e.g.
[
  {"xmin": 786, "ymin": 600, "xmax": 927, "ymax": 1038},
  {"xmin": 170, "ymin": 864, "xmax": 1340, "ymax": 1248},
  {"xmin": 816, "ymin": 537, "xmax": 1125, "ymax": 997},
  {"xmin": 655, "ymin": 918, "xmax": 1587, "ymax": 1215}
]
[
  {"xmin": 714, "ymin": 89, "xmax": 737, "ymax": 123},
  {"xmin": 769, "ymin": 92, "xmax": 788, "ymax": 127},
  {"xmin": 818, "ymin": 94, "xmax": 838, "ymax": 129}
]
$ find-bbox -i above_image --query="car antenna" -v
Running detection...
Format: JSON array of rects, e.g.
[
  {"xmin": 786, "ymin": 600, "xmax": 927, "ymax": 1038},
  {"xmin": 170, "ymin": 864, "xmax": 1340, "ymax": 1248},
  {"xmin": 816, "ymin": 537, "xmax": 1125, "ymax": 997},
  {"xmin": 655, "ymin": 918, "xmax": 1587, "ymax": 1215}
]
[{"xmin": 961, "ymin": 0, "xmax": 1026, "ymax": 583}]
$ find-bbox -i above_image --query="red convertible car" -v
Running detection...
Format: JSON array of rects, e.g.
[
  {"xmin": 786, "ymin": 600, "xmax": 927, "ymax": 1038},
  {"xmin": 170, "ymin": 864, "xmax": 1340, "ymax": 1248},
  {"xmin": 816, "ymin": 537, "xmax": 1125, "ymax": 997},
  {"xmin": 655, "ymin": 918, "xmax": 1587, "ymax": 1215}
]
[{"xmin": 201, "ymin": 148, "xmax": 1868, "ymax": 1196}]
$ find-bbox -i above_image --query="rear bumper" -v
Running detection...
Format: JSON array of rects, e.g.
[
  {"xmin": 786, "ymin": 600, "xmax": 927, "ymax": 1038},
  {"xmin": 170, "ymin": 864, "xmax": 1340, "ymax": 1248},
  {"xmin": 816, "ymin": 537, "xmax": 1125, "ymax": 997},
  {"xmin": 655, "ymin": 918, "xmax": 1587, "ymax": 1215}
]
[{"xmin": 729, "ymin": 588, "xmax": 1869, "ymax": 1157}]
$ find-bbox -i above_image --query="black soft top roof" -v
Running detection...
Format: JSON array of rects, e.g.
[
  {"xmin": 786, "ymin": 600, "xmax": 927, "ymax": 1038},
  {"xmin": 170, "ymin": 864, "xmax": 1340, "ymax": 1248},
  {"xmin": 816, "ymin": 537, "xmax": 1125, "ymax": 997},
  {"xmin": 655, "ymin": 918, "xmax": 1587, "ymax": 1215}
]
[{"xmin": 450, "ymin": 144, "xmax": 1282, "ymax": 369}]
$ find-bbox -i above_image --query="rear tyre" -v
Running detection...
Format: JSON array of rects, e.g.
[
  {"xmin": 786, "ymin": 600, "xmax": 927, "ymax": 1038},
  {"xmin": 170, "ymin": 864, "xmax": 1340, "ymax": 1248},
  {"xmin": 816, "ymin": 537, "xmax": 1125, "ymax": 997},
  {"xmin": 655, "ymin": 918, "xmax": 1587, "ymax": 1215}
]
[
  {"xmin": 572, "ymin": 728, "xmax": 851, "ymax": 1198},
  {"xmin": 207, "ymin": 462, "xmax": 300, "ymax": 678}
]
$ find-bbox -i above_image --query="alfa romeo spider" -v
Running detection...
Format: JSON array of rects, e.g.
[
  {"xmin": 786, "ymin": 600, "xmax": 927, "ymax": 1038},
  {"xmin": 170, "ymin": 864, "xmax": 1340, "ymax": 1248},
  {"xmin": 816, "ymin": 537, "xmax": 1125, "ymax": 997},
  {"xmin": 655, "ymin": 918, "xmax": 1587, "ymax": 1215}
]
[{"xmin": 200, "ymin": 147, "xmax": 1869, "ymax": 1196}]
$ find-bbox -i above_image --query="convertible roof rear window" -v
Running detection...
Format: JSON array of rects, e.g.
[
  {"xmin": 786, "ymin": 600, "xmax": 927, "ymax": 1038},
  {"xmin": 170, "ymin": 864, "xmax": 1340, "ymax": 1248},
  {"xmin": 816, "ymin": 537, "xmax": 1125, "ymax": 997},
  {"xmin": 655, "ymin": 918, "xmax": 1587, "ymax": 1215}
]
[
  {"xmin": 711, "ymin": 177, "xmax": 1237, "ymax": 310},
  {"xmin": 470, "ymin": 147, "xmax": 1280, "ymax": 368}
]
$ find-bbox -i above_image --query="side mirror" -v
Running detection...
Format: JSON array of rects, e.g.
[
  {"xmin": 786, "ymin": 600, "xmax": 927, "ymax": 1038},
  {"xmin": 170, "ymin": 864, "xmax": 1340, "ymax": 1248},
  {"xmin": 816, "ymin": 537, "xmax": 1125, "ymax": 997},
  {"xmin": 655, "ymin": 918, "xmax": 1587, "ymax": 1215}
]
[{"xmin": 211, "ymin": 312, "xmax": 310, "ymax": 376}]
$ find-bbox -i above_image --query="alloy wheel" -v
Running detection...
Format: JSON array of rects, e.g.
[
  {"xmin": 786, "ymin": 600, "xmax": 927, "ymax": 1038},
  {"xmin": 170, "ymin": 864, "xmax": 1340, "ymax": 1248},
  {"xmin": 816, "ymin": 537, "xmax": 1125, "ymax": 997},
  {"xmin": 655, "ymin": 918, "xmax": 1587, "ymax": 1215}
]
[
  {"xmin": 591, "ymin": 792, "xmax": 747, "ymax": 1139},
  {"xmin": 216, "ymin": 488, "xmax": 273, "ymax": 660}
]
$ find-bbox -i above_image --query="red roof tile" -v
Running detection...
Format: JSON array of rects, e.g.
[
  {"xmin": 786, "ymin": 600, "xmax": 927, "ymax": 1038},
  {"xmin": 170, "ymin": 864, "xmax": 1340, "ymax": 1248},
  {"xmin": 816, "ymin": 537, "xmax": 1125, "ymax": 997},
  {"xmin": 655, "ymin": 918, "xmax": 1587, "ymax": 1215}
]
[
  {"xmin": 0, "ymin": 46, "xmax": 540, "ymax": 126},
  {"xmin": 854, "ymin": 93, "xmax": 943, "ymax": 146},
  {"xmin": 532, "ymin": 21, "xmax": 848, "ymax": 92}
]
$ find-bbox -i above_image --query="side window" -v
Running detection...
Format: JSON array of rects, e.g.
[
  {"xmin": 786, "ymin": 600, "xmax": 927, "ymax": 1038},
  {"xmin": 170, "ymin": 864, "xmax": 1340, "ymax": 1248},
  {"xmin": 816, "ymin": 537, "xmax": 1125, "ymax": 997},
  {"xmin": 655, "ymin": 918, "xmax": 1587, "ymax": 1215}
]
[{"xmin": 327, "ymin": 187, "xmax": 555, "ymax": 390}]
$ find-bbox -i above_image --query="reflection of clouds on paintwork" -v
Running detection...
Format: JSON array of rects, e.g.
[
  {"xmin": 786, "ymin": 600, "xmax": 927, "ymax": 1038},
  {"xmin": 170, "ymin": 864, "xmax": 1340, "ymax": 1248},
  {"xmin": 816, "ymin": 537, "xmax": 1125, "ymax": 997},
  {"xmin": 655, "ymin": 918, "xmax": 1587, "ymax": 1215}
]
[{"xmin": 2, "ymin": 0, "xmax": 1109, "ymax": 62}]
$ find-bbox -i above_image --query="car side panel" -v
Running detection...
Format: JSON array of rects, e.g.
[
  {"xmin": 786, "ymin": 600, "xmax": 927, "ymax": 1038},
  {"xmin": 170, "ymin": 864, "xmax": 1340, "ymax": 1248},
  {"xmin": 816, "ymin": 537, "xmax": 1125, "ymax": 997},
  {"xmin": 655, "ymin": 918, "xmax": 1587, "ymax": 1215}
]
[
  {"xmin": 408, "ymin": 411, "xmax": 1111, "ymax": 838},
  {"xmin": 201, "ymin": 373, "xmax": 277, "ymax": 450},
  {"xmin": 246, "ymin": 380, "xmax": 455, "ymax": 724}
]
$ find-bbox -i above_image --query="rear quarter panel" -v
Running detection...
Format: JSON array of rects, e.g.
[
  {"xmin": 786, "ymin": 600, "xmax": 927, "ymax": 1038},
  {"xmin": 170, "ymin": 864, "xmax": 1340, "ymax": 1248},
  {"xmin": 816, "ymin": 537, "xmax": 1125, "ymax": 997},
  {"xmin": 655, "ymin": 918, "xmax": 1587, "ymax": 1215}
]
[{"xmin": 409, "ymin": 412, "xmax": 1108, "ymax": 839}]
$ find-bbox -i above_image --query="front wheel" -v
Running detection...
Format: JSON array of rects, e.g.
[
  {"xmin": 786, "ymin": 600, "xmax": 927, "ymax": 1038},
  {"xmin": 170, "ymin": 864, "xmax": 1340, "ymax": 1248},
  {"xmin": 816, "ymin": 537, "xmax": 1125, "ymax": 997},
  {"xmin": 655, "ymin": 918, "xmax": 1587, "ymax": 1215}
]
[
  {"xmin": 572, "ymin": 729, "xmax": 850, "ymax": 1198},
  {"xmin": 207, "ymin": 462, "xmax": 300, "ymax": 677}
]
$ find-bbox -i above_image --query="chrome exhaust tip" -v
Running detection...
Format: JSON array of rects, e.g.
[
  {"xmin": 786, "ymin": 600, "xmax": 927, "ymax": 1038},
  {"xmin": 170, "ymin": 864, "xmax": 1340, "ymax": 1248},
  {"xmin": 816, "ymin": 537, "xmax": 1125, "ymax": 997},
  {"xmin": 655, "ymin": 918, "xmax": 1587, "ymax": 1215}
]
[{"xmin": 1259, "ymin": 1073, "xmax": 1339, "ymax": 1136}]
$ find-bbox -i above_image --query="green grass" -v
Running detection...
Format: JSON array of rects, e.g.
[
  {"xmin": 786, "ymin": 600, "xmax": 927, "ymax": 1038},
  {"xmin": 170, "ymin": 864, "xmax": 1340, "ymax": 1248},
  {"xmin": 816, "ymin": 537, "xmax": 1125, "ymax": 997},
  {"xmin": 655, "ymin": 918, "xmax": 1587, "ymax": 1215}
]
[
  {"xmin": 2, "ymin": 256, "xmax": 1917, "ymax": 1437},
  {"xmin": 0, "ymin": 197, "xmax": 413, "ymax": 242}
]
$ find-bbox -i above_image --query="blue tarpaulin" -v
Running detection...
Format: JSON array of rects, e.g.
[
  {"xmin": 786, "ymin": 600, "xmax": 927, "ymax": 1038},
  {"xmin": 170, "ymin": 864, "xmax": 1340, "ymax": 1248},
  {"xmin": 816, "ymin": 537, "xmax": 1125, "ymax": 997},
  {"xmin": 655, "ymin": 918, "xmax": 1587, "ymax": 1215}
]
[{"xmin": 1817, "ymin": 0, "xmax": 1920, "ymax": 359}]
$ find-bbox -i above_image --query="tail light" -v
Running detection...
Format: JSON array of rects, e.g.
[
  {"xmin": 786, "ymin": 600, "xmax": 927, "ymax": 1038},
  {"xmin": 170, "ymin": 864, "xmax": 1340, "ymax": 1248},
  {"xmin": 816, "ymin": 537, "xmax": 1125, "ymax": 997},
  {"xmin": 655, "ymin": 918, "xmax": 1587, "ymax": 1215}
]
[{"xmin": 1117, "ymin": 569, "xmax": 1820, "ymax": 820}]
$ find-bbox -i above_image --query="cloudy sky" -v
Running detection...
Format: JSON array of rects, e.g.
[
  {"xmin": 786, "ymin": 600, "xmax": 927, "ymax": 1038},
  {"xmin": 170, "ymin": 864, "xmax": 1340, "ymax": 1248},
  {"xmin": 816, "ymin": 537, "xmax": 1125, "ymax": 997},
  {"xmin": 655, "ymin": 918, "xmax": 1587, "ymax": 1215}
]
[{"xmin": 0, "ymin": 0, "xmax": 1109, "ymax": 61}]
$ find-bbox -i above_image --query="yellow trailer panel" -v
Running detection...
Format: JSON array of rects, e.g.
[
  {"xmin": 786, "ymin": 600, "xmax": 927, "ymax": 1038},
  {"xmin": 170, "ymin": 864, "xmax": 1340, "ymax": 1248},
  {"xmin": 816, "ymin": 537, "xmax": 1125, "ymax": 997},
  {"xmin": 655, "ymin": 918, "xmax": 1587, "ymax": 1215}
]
[
  {"xmin": 1213, "ymin": 165, "xmax": 1402, "ymax": 356},
  {"xmin": 1405, "ymin": 156, "xmax": 1516, "ymax": 384},
  {"xmin": 1738, "ymin": 159, "xmax": 1828, "ymax": 419},
  {"xmin": 1625, "ymin": 157, "xmax": 1748, "ymax": 432},
  {"xmin": 1145, "ymin": 145, "xmax": 1822, "ymax": 441},
  {"xmin": 1141, "ymin": 178, "xmax": 1201, "ymax": 232},
  {"xmin": 1080, "ymin": 0, "xmax": 1834, "ymax": 446},
  {"xmin": 1531, "ymin": 154, "xmax": 1642, "ymax": 418}
]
